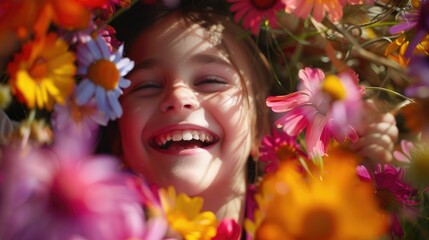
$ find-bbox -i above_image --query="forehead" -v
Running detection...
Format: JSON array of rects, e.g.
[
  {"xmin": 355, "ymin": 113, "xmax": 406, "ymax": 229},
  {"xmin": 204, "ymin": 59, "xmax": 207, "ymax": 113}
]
[{"xmin": 127, "ymin": 13, "xmax": 233, "ymax": 64}]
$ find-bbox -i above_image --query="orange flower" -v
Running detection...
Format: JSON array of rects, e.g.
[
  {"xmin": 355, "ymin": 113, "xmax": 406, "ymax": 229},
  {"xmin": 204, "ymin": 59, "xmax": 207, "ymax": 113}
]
[
  {"xmin": 7, "ymin": 33, "xmax": 76, "ymax": 110},
  {"xmin": 250, "ymin": 147, "xmax": 388, "ymax": 240},
  {"xmin": 385, "ymin": 34, "xmax": 429, "ymax": 66},
  {"xmin": 0, "ymin": 0, "xmax": 108, "ymax": 39}
]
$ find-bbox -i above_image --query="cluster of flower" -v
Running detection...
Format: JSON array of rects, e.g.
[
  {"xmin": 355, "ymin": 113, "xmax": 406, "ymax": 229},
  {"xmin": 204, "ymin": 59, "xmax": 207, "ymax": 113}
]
[{"xmin": 0, "ymin": 0, "xmax": 428, "ymax": 239}]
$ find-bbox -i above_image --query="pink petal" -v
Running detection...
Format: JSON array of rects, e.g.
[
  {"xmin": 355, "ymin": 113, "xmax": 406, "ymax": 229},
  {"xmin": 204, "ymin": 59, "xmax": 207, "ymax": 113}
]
[
  {"xmin": 305, "ymin": 113, "xmax": 328, "ymax": 157},
  {"xmin": 356, "ymin": 165, "xmax": 372, "ymax": 182},
  {"xmin": 266, "ymin": 92, "xmax": 308, "ymax": 112}
]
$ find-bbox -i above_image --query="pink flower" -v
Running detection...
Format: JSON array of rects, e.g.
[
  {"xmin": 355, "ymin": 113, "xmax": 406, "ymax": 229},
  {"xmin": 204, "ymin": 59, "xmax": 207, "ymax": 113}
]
[
  {"xmin": 212, "ymin": 219, "xmax": 241, "ymax": 240},
  {"xmin": 393, "ymin": 139, "xmax": 416, "ymax": 163},
  {"xmin": 281, "ymin": 0, "xmax": 374, "ymax": 22},
  {"xmin": 0, "ymin": 137, "xmax": 165, "ymax": 239},
  {"xmin": 227, "ymin": 0, "xmax": 285, "ymax": 35},
  {"xmin": 266, "ymin": 67, "xmax": 364, "ymax": 157},
  {"xmin": 259, "ymin": 129, "xmax": 306, "ymax": 173}
]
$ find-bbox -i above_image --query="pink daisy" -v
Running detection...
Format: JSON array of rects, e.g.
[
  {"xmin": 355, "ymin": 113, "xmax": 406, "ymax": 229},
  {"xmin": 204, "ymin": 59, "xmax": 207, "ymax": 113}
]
[
  {"xmin": 266, "ymin": 67, "xmax": 364, "ymax": 157},
  {"xmin": 259, "ymin": 129, "xmax": 306, "ymax": 173},
  {"xmin": 227, "ymin": 0, "xmax": 285, "ymax": 35}
]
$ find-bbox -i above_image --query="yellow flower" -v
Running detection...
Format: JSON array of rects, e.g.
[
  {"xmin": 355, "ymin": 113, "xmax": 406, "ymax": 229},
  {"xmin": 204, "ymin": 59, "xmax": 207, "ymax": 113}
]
[
  {"xmin": 7, "ymin": 32, "xmax": 76, "ymax": 110},
  {"xmin": 159, "ymin": 186, "xmax": 218, "ymax": 240},
  {"xmin": 253, "ymin": 148, "xmax": 389, "ymax": 240}
]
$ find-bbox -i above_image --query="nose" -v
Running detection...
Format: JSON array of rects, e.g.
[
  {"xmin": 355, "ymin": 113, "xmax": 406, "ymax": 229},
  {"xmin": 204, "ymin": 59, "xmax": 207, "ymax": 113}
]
[{"xmin": 160, "ymin": 83, "xmax": 199, "ymax": 112}]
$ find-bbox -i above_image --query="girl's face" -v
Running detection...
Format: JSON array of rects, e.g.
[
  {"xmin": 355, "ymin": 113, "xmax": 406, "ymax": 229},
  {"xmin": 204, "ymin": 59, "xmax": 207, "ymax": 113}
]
[{"xmin": 118, "ymin": 14, "xmax": 255, "ymax": 195}]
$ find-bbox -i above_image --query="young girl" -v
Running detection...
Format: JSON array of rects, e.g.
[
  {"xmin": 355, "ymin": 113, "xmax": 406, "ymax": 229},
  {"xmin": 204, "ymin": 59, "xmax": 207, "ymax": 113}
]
[{"xmin": 108, "ymin": 1, "xmax": 274, "ymax": 224}]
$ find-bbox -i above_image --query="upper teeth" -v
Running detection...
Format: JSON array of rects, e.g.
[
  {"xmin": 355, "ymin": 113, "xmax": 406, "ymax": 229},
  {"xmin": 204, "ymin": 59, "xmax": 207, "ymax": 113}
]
[{"xmin": 154, "ymin": 130, "xmax": 214, "ymax": 146}]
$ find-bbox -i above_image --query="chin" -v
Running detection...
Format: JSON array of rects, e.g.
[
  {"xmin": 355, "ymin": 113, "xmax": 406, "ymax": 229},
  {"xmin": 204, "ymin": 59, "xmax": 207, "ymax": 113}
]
[{"xmin": 167, "ymin": 165, "xmax": 221, "ymax": 196}]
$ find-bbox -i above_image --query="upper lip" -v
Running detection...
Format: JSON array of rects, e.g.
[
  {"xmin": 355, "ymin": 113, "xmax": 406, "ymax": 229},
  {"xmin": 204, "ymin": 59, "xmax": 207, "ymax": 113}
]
[{"xmin": 148, "ymin": 124, "xmax": 219, "ymax": 148}]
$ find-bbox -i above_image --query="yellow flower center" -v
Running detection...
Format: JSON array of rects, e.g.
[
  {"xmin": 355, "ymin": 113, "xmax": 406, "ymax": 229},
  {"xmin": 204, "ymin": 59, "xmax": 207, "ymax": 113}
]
[
  {"xmin": 87, "ymin": 59, "xmax": 120, "ymax": 90},
  {"xmin": 301, "ymin": 207, "xmax": 337, "ymax": 240},
  {"xmin": 251, "ymin": 0, "xmax": 277, "ymax": 10},
  {"xmin": 275, "ymin": 144, "xmax": 296, "ymax": 162},
  {"xmin": 29, "ymin": 57, "xmax": 49, "ymax": 80},
  {"xmin": 321, "ymin": 75, "xmax": 346, "ymax": 101}
]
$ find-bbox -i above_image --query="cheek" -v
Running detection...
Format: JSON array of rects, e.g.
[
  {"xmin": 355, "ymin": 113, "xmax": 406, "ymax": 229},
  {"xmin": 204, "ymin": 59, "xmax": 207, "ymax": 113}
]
[{"xmin": 118, "ymin": 98, "xmax": 152, "ymax": 144}]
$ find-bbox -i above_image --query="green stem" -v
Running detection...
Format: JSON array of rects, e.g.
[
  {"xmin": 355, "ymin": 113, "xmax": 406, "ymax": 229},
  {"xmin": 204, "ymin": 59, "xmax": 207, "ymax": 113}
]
[{"xmin": 365, "ymin": 86, "xmax": 415, "ymax": 102}]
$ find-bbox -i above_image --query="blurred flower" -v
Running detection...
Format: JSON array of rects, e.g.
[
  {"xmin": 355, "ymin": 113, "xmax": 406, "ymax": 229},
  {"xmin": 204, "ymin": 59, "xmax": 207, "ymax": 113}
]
[
  {"xmin": 400, "ymin": 98, "xmax": 429, "ymax": 135},
  {"xmin": 253, "ymin": 148, "xmax": 388, "ymax": 240},
  {"xmin": 389, "ymin": 0, "xmax": 429, "ymax": 57},
  {"xmin": 0, "ymin": 0, "xmax": 108, "ymax": 40},
  {"xmin": 6, "ymin": 33, "xmax": 76, "ymax": 110},
  {"xmin": 0, "ymin": 84, "xmax": 11, "ymax": 109},
  {"xmin": 52, "ymin": 97, "xmax": 109, "ymax": 139},
  {"xmin": 281, "ymin": 0, "xmax": 374, "ymax": 23},
  {"xmin": 75, "ymin": 36, "xmax": 133, "ymax": 120},
  {"xmin": 259, "ymin": 129, "xmax": 306, "ymax": 173},
  {"xmin": 17, "ymin": 118, "xmax": 53, "ymax": 146},
  {"xmin": 0, "ymin": 143, "xmax": 147, "ymax": 240},
  {"xmin": 406, "ymin": 55, "xmax": 429, "ymax": 98},
  {"xmin": 266, "ymin": 67, "xmax": 364, "ymax": 157},
  {"xmin": 356, "ymin": 164, "xmax": 418, "ymax": 238},
  {"xmin": 98, "ymin": 23, "xmax": 123, "ymax": 52},
  {"xmin": 394, "ymin": 139, "xmax": 416, "ymax": 163},
  {"xmin": 100, "ymin": 0, "xmax": 132, "ymax": 19},
  {"xmin": 407, "ymin": 142, "xmax": 429, "ymax": 186},
  {"xmin": 159, "ymin": 186, "xmax": 218, "ymax": 240},
  {"xmin": 227, "ymin": 0, "xmax": 285, "ymax": 35},
  {"xmin": 212, "ymin": 219, "xmax": 241, "ymax": 240}
]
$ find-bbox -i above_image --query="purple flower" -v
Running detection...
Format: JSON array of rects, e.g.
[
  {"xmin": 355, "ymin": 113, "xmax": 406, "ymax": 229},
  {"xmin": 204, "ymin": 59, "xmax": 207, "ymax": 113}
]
[
  {"xmin": 266, "ymin": 67, "xmax": 364, "ymax": 157},
  {"xmin": 390, "ymin": 1, "xmax": 429, "ymax": 57},
  {"xmin": 405, "ymin": 55, "xmax": 429, "ymax": 98}
]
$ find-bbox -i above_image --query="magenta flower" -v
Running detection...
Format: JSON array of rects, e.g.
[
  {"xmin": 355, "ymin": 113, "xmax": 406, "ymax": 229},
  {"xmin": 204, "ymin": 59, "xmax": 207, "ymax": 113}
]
[
  {"xmin": 356, "ymin": 164, "xmax": 418, "ymax": 238},
  {"xmin": 266, "ymin": 67, "xmax": 364, "ymax": 157},
  {"xmin": 227, "ymin": 0, "xmax": 285, "ymax": 35},
  {"xmin": 212, "ymin": 219, "xmax": 241, "ymax": 240},
  {"xmin": 259, "ymin": 129, "xmax": 306, "ymax": 173},
  {"xmin": 0, "ymin": 140, "xmax": 166, "ymax": 239},
  {"xmin": 389, "ymin": 1, "xmax": 429, "ymax": 57}
]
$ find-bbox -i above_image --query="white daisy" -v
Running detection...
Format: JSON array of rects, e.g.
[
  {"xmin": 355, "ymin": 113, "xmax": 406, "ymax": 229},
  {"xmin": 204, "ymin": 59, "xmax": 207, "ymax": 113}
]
[{"xmin": 75, "ymin": 36, "xmax": 133, "ymax": 120}]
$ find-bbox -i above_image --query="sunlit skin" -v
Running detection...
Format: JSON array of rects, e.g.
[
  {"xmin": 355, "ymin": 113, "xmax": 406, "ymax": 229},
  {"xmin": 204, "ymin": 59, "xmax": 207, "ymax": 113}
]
[{"xmin": 118, "ymin": 13, "xmax": 256, "ymax": 222}]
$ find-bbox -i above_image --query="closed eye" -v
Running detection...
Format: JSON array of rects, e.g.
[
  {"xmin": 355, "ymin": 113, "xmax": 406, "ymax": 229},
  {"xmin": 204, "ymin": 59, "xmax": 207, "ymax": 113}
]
[
  {"xmin": 130, "ymin": 81, "xmax": 163, "ymax": 96},
  {"xmin": 194, "ymin": 76, "xmax": 229, "ymax": 93}
]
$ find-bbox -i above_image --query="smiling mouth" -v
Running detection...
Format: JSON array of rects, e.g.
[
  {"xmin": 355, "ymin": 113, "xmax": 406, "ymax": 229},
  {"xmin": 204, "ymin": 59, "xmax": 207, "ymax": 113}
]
[{"xmin": 150, "ymin": 129, "xmax": 219, "ymax": 150}]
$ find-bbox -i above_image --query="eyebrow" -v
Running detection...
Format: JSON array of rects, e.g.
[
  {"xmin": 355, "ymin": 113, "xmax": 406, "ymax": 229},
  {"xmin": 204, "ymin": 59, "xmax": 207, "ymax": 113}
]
[
  {"xmin": 133, "ymin": 58, "xmax": 161, "ymax": 70},
  {"xmin": 189, "ymin": 54, "xmax": 232, "ymax": 67}
]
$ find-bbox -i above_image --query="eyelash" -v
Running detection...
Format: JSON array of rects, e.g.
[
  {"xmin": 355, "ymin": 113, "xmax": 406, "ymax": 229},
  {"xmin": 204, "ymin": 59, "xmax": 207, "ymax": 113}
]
[{"xmin": 195, "ymin": 76, "xmax": 227, "ymax": 86}]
